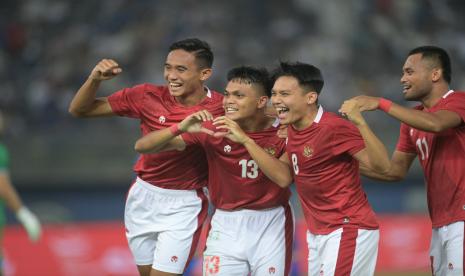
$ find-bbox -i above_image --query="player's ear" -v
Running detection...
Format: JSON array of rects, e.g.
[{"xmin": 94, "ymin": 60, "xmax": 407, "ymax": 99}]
[
  {"xmin": 257, "ymin": 96, "xmax": 269, "ymax": 109},
  {"xmin": 199, "ymin": 68, "xmax": 212, "ymax": 81},
  {"xmin": 431, "ymin": 67, "xmax": 441, "ymax": 82},
  {"xmin": 306, "ymin": 92, "xmax": 318, "ymax": 105}
]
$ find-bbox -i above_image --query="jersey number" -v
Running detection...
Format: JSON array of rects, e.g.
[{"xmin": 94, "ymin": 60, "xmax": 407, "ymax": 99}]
[
  {"xmin": 239, "ymin": 159, "xmax": 258, "ymax": 179},
  {"xmin": 291, "ymin": 153, "xmax": 299, "ymax": 175},
  {"xmin": 416, "ymin": 137, "xmax": 429, "ymax": 160}
]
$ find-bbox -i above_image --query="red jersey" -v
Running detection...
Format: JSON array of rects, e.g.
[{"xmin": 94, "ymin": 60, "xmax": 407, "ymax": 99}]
[
  {"xmin": 182, "ymin": 120, "xmax": 291, "ymax": 210},
  {"xmin": 396, "ymin": 90, "xmax": 465, "ymax": 227},
  {"xmin": 108, "ymin": 84, "xmax": 224, "ymax": 190},
  {"xmin": 286, "ymin": 106, "xmax": 378, "ymax": 234}
]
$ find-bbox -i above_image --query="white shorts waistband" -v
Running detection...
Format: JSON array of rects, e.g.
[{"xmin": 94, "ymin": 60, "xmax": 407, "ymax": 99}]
[
  {"xmin": 135, "ymin": 177, "xmax": 201, "ymax": 198},
  {"xmin": 215, "ymin": 205, "xmax": 284, "ymax": 217}
]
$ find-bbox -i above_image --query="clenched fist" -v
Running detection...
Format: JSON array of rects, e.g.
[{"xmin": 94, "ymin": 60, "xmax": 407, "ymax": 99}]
[{"xmin": 89, "ymin": 59, "xmax": 122, "ymax": 81}]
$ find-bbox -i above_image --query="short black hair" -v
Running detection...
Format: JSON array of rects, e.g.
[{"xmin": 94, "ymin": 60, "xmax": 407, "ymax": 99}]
[
  {"xmin": 169, "ymin": 38, "xmax": 214, "ymax": 69},
  {"xmin": 409, "ymin": 46, "xmax": 451, "ymax": 83},
  {"xmin": 227, "ymin": 66, "xmax": 272, "ymax": 97},
  {"xmin": 271, "ymin": 62, "xmax": 324, "ymax": 94}
]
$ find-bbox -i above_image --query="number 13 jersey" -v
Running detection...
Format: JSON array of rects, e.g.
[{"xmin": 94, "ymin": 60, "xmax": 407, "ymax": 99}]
[{"xmin": 182, "ymin": 120, "xmax": 290, "ymax": 210}]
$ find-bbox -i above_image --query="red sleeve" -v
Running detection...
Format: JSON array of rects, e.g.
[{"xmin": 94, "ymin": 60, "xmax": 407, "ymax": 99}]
[
  {"xmin": 181, "ymin": 132, "xmax": 200, "ymax": 146},
  {"xmin": 331, "ymin": 119, "xmax": 365, "ymax": 156},
  {"xmin": 437, "ymin": 92, "xmax": 465, "ymax": 123},
  {"xmin": 395, "ymin": 123, "xmax": 416, "ymax": 153},
  {"xmin": 107, "ymin": 84, "xmax": 147, "ymax": 118}
]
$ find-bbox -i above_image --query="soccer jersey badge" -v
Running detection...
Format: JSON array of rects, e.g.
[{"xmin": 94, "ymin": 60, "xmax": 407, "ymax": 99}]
[
  {"xmin": 224, "ymin": 145, "xmax": 232, "ymax": 153},
  {"xmin": 303, "ymin": 145, "xmax": 314, "ymax": 158},
  {"xmin": 159, "ymin": 116, "xmax": 166, "ymax": 123},
  {"xmin": 264, "ymin": 147, "xmax": 276, "ymax": 156}
]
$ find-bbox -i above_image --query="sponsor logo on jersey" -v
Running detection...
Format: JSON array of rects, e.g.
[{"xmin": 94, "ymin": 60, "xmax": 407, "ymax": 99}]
[
  {"xmin": 264, "ymin": 147, "xmax": 276, "ymax": 156},
  {"xmin": 170, "ymin": 256, "xmax": 178, "ymax": 263},
  {"xmin": 224, "ymin": 145, "xmax": 232, "ymax": 153},
  {"xmin": 303, "ymin": 145, "xmax": 314, "ymax": 158},
  {"xmin": 159, "ymin": 116, "xmax": 166, "ymax": 123}
]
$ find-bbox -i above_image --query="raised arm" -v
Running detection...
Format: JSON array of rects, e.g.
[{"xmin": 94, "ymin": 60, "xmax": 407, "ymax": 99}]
[
  {"xmin": 352, "ymin": 95, "xmax": 462, "ymax": 133},
  {"xmin": 212, "ymin": 116, "xmax": 292, "ymax": 187},
  {"xmin": 340, "ymin": 99, "xmax": 391, "ymax": 174},
  {"xmin": 68, "ymin": 59, "xmax": 122, "ymax": 118},
  {"xmin": 135, "ymin": 110, "xmax": 214, "ymax": 153},
  {"xmin": 243, "ymin": 141, "xmax": 292, "ymax": 188},
  {"xmin": 360, "ymin": 150, "xmax": 416, "ymax": 182}
]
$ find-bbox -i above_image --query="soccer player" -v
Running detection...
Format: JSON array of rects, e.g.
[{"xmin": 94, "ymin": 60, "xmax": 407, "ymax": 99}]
[
  {"xmin": 135, "ymin": 66, "xmax": 294, "ymax": 276},
  {"xmin": 222, "ymin": 62, "xmax": 391, "ymax": 275},
  {"xmin": 68, "ymin": 38, "xmax": 224, "ymax": 276},
  {"xmin": 347, "ymin": 46, "xmax": 465, "ymax": 276},
  {"xmin": 0, "ymin": 112, "xmax": 42, "ymax": 273}
]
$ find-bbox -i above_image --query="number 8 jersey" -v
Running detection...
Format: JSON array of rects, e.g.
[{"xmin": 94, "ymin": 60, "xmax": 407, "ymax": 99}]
[
  {"xmin": 396, "ymin": 90, "xmax": 465, "ymax": 228},
  {"xmin": 286, "ymin": 106, "xmax": 378, "ymax": 235}
]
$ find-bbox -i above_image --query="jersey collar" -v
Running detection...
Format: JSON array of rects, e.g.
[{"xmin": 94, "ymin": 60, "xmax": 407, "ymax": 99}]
[
  {"xmin": 204, "ymin": 86, "xmax": 212, "ymax": 98},
  {"xmin": 314, "ymin": 105, "xmax": 324, "ymax": 123},
  {"xmin": 442, "ymin": 89, "xmax": 454, "ymax": 99}
]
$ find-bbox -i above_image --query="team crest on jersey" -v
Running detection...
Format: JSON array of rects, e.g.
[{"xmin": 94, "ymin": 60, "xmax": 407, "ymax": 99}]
[
  {"xmin": 264, "ymin": 147, "xmax": 276, "ymax": 156},
  {"xmin": 303, "ymin": 145, "xmax": 314, "ymax": 158},
  {"xmin": 159, "ymin": 116, "xmax": 166, "ymax": 124},
  {"xmin": 170, "ymin": 256, "xmax": 178, "ymax": 263},
  {"xmin": 224, "ymin": 145, "xmax": 232, "ymax": 153},
  {"xmin": 268, "ymin": 266, "xmax": 276, "ymax": 274}
]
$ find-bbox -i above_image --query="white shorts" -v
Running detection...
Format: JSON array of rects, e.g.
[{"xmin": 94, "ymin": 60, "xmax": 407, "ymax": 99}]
[
  {"xmin": 203, "ymin": 203, "xmax": 295, "ymax": 276},
  {"xmin": 125, "ymin": 177, "xmax": 208, "ymax": 274},
  {"xmin": 430, "ymin": 221, "xmax": 464, "ymax": 276},
  {"xmin": 307, "ymin": 227, "xmax": 379, "ymax": 276}
]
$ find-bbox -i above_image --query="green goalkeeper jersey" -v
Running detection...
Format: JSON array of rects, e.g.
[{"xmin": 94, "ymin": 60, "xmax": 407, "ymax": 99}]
[{"xmin": 0, "ymin": 143, "xmax": 9, "ymax": 226}]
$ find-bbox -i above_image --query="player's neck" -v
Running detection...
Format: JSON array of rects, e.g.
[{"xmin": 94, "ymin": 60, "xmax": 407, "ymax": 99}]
[
  {"xmin": 292, "ymin": 105, "xmax": 318, "ymax": 131},
  {"xmin": 421, "ymin": 83, "xmax": 450, "ymax": 108},
  {"xmin": 175, "ymin": 87, "xmax": 207, "ymax": 107},
  {"xmin": 239, "ymin": 112, "xmax": 274, "ymax": 132}
]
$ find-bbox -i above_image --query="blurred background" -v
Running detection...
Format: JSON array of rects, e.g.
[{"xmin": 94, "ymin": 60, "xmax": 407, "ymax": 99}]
[{"xmin": 1, "ymin": 0, "xmax": 465, "ymax": 275}]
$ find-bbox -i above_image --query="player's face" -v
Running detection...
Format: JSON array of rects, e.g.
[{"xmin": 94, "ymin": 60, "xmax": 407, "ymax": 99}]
[
  {"xmin": 400, "ymin": 53, "xmax": 434, "ymax": 101},
  {"xmin": 223, "ymin": 80, "xmax": 265, "ymax": 122},
  {"xmin": 164, "ymin": 49, "xmax": 205, "ymax": 97},
  {"xmin": 271, "ymin": 76, "xmax": 310, "ymax": 126}
]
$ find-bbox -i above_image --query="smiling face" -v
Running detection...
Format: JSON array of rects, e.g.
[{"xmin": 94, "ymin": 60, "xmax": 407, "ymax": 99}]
[
  {"xmin": 271, "ymin": 76, "xmax": 317, "ymax": 128},
  {"xmin": 164, "ymin": 49, "xmax": 208, "ymax": 98},
  {"xmin": 223, "ymin": 79, "xmax": 267, "ymax": 122},
  {"xmin": 400, "ymin": 53, "xmax": 435, "ymax": 101}
]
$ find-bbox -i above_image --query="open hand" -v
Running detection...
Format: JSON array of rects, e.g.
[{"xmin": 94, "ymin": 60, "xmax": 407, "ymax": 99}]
[
  {"xmin": 179, "ymin": 110, "xmax": 215, "ymax": 135},
  {"xmin": 212, "ymin": 116, "xmax": 251, "ymax": 144}
]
